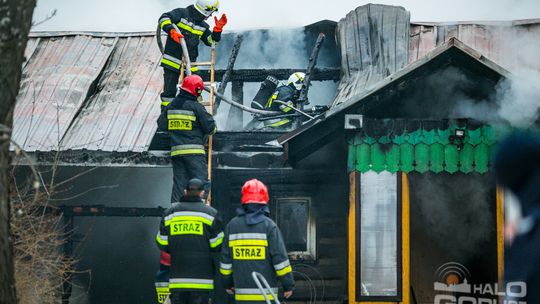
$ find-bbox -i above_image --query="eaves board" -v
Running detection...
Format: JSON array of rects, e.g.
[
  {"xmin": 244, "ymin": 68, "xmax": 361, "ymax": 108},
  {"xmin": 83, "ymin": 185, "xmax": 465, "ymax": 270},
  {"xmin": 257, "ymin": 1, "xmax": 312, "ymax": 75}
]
[
  {"xmin": 347, "ymin": 119, "xmax": 508, "ymax": 174},
  {"xmin": 12, "ymin": 35, "xmax": 117, "ymax": 152},
  {"xmin": 61, "ymin": 36, "xmax": 163, "ymax": 152},
  {"xmin": 279, "ymin": 38, "xmax": 510, "ymax": 163}
]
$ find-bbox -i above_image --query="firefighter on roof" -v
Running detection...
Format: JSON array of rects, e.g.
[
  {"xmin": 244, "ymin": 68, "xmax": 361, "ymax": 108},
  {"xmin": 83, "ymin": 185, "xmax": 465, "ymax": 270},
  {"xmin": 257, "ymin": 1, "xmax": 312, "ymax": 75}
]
[
  {"xmin": 156, "ymin": 178, "xmax": 224, "ymax": 304},
  {"xmin": 263, "ymin": 72, "xmax": 306, "ymax": 129},
  {"xmin": 158, "ymin": 0, "xmax": 227, "ymax": 109},
  {"xmin": 157, "ymin": 75, "xmax": 216, "ymax": 202},
  {"xmin": 220, "ymin": 179, "xmax": 295, "ymax": 302}
]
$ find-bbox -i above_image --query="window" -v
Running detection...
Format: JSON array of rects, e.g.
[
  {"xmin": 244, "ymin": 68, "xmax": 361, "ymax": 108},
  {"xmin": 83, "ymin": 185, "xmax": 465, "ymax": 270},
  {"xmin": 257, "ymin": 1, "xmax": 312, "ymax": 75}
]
[
  {"xmin": 358, "ymin": 171, "xmax": 401, "ymax": 300},
  {"xmin": 276, "ymin": 198, "xmax": 316, "ymax": 259}
]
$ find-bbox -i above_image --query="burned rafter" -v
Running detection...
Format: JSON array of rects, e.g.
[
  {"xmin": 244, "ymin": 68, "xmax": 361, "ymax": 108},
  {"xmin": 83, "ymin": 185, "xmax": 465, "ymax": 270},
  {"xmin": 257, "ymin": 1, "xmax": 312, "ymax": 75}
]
[
  {"xmin": 60, "ymin": 205, "xmax": 166, "ymax": 217},
  {"xmin": 215, "ymin": 35, "xmax": 243, "ymax": 111},
  {"xmin": 299, "ymin": 33, "xmax": 326, "ymax": 105},
  {"xmin": 199, "ymin": 68, "xmax": 340, "ymax": 83}
]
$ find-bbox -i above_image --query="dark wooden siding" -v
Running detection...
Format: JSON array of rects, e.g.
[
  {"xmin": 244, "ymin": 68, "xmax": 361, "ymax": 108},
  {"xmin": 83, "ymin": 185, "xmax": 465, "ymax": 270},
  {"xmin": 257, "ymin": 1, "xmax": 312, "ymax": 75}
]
[{"xmin": 212, "ymin": 168, "xmax": 348, "ymax": 303}]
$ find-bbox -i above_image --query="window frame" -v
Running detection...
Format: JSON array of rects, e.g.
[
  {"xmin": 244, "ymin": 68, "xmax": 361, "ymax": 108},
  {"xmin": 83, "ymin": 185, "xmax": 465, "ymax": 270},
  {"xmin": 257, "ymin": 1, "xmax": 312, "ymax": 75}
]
[
  {"xmin": 355, "ymin": 173, "xmax": 403, "ymax": 302},
  {"xmin": 275, "ymin": 197, "xmax": 316, "ymax": 260}
]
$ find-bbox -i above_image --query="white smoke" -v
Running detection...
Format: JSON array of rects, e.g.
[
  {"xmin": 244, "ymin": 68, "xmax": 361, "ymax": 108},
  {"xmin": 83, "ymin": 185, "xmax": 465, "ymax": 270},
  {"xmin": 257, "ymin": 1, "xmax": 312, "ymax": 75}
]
[
  {"xmin": 495, "ymin": 72, "xmax": 540, "ymax": 127},
  {"xmin": 205, "ymin": 28, "xmax": 339, "ymax": 131},
  {"xmin": 451, "ymin": 27, "xmax": 540, "ymax": 127}
]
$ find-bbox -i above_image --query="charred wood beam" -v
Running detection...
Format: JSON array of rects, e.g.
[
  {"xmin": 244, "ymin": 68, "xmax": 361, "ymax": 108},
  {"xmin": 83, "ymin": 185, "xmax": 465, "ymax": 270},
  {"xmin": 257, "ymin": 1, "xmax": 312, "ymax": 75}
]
[
  {"xmin": 299, "ymin": 33, "xmax": 326, "ymax": 106},
  {"xmin": 60, "ymin": 205, "xmax": 166, "ymax": 217},
  {"xmin": 199, "ymin": 68, "xmax": 340, "ymax": 82},
  {"xmin": 215, "ymin": 35, "xmax": 243, "ymax": 111},
  {"xmin": 226, "ymin": 81, "xmax": 244, "ymax": 130}
]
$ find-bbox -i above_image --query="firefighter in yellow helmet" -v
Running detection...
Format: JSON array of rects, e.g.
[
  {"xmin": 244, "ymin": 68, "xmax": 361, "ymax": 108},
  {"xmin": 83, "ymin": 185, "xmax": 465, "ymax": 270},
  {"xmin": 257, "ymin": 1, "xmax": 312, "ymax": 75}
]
[
  {"xmin": 263, "ymin": 72, "xmax": 305, "ymax": 129},
  {"xmin": 158, "ymin": 0, "xmax": 227, "ymax": 110},
  {"xmin": 220, "ymin": 179, "xmax": 294, "ymax": 302}
]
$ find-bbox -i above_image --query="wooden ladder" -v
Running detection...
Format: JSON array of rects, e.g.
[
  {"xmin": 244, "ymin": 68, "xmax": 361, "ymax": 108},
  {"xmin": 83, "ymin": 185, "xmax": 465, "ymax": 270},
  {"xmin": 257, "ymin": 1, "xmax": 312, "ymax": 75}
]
[{"xmin": 179, "ymin": 44, "xmax": 216, "ymax": 203}]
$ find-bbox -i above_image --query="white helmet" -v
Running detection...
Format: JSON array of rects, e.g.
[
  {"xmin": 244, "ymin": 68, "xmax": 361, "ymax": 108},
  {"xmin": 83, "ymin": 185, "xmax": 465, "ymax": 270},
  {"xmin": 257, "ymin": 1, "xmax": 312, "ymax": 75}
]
[
  {"xmin": 194, "ymin": 0, "xmax": 220, "ymax": 17},
  {"xmin": 287, "ymin": 72, "xmax": 305, "ymax": 91}
]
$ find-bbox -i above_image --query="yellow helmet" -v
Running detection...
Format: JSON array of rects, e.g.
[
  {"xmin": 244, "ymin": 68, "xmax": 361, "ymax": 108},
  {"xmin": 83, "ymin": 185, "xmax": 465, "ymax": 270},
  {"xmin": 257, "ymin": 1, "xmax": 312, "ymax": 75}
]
[
  {"xmin": 287, "ymin": 72, "xmax": 305, "ymax": 91},
  {"xmin": 194, "ymin": 0, "xmax": 219, "ymax": 17}
]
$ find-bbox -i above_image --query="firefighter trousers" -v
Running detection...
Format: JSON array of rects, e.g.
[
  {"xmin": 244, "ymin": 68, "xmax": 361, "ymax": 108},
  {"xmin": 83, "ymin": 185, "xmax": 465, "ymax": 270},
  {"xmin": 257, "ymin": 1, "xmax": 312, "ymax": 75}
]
[
  {"xmin": 171, "ymin": 155, "xmax": 208, "ymax": 203},
  {"xmin": 161, "ymin": 68, "xmax": 181, "ymax": 111},
  {"xmin": 171, "ymin": 291, "xmax": 210, "ymax": 304}
]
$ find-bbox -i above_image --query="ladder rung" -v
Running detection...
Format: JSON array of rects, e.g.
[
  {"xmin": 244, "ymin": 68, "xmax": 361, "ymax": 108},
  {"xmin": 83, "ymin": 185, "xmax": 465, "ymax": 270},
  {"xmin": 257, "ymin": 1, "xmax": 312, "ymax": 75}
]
[
  {"xmin": 200, "ymin": 101, "xmax": 211, "ymax": 106},
  {"xmin": 192, "ymin": 61, "xmax": 212, "ymax": 66}
]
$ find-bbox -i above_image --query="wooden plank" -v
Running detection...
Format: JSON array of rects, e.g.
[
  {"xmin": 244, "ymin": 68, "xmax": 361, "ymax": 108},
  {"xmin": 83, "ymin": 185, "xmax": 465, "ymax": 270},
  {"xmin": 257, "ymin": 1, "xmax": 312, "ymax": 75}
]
[
  {"xmin": 215, "ymin": 35, "xmax": 243, "ymax": 111},
  {"xmin": 225, "ymin": 81, "xmax": 244, "ymax": 130},
  {"xmin": 348, "ymin": 171, "xmax": 357, "ymax": 304},
  {"xmin": 401, "ymin": 173, "xmax": 410, "ymax": 304},
  {"xmin": 198, "ymin": 68, "xmax": 340, "ymax": 83},
  {"xmin": 496, "ymin": 186, "xmax": 504, "ymax": 285}
]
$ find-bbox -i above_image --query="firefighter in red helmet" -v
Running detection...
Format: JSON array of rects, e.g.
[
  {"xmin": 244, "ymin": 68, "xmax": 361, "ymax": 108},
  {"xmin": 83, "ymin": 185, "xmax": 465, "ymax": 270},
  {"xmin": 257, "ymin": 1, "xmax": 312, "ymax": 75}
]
[
  {"xmin": 157, "ymin": 75, "xmax": 216, "ymax": 202},
  {"xmin": 219, "ymin": 179, "xmax": 294, "ymax": 302}
]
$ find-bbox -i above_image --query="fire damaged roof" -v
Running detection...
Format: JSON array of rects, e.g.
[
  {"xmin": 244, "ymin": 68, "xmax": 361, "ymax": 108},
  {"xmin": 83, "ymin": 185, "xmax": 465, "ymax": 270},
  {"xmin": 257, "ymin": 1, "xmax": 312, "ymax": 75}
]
[
  {"xmin": 12, "ymin": 33, "xmax": 161, "ymax": 153},
  {"xmin": 12, "ymin": 24, "xmax": 339, "ymax": 156},
  {"xmin": 279, "ymin": 38, "xmax": 510, "ymax": 163},
  {"xmin": 11, "ymin": 7, "xmax": 540, "ymax": 163}
]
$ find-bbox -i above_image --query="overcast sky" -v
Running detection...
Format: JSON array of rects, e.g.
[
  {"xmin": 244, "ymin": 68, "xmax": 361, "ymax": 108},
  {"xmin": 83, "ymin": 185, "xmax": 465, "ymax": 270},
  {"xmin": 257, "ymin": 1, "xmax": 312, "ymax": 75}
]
[{"xmin": 32, "ymin": 0, "xmax": 540, "ymax": 32}]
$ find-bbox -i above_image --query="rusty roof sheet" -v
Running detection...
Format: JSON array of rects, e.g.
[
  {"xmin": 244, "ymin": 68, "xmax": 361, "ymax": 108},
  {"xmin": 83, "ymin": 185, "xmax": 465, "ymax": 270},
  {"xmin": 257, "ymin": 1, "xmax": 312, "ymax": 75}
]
[
  {"xmin": 14, "ymin": 28, "xmax": 330, "ymax": 155},
  {"xmin": 13, "ymin": 35, "xmax": 116, "ymax": 152},
  {"xmin": 409, "ymin": 22, "xmax": 540, "ymax": 72},
  {"xmin": 61, "ymin": 36, "xmax": 162, "ymax": 152}
]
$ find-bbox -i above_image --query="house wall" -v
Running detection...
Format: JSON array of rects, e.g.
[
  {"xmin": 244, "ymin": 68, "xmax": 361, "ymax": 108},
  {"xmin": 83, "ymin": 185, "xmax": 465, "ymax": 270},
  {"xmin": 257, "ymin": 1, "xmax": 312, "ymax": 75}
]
[
  {"xmin": 212, "ymin": 167, "xmax": 349, "ymax": 303},
  {"xmin": 212, "ymin": 135, "xmax": 351, "ymax": 303},
  {"xmin": 408, "ymin": 172, "xmax": 498, "ymax": 304},
  {"xmin": 346, "ymin": 170, "xmax": 502, "ymax": 304}
]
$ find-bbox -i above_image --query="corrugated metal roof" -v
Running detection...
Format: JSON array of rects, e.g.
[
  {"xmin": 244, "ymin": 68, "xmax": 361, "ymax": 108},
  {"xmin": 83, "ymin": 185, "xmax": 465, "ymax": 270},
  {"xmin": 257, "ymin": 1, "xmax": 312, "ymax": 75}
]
[
  {"xmin": 409, "ymin": 22, "xmax": 540, "ymax": 71},
  {"xmin": 13, "ymin": 35, "xmax": 116, "ymax": 152},
  {"xmin": 14, "ymin": 28, "xmax": 330, "ymax": 154},
  {"xmin": 61, "ymin": 36, "xmax": 162, "ymax": 152}
]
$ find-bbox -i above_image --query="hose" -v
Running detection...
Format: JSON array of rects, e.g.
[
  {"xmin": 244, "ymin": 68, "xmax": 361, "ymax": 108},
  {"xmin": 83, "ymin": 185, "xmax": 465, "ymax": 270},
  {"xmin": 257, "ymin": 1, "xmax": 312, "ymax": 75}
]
[
  {"xmin": 204, "ymin": 87, "xmax": 281, "ymax": 116},
  {"xmin": 156, "ymin": 25, "xmax": 164, "ymax": 54}
]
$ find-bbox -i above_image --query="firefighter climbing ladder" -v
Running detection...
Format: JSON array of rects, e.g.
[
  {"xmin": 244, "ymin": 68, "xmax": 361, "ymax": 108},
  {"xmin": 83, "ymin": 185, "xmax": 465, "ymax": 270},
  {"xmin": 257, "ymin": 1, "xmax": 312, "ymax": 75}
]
[{"xmin": 178, "ymin": 42, "xmax": 216, "ymax": 203}]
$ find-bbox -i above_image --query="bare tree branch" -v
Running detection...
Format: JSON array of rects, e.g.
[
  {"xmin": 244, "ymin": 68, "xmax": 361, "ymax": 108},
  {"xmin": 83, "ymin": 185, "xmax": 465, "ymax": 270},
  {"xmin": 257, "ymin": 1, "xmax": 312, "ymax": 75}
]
[{"xmin": 31, "ymin": 9, "xmax": 57, "ymax": 27}]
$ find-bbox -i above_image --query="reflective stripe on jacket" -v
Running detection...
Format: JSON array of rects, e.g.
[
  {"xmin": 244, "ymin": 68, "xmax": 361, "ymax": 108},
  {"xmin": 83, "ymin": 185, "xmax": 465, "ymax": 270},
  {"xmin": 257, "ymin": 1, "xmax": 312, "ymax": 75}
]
[
  {"xmin": 158, "ymin": 5, "xmax": 221, "ymax": 71},
  {"xmin": 156, "ymin": 196, "xmax": 224, "ymax": 291},
  {"xmin": 157, "ymin": 90, "xmax": 216, "ymax": 157},
  {"xmin": 264, "ymin": 85, "xmax": 299, "ymax": 129},
  {"xmin": 220, "ymin": 214, "xmax": 294, "ymax": 302}
]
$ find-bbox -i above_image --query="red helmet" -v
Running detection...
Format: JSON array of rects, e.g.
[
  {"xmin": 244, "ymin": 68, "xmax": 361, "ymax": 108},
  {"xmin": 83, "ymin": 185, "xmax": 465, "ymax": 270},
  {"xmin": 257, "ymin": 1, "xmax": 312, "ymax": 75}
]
[
  {"xmin": 241, "ymin": 179, "xmax": 269, "ymax": 205},
  {"xmin": 159, "ymin": 251, "xmax": 171, "ymax": 266},
  {"xmin": 181, "ymin": 75, "xmax": 204, "ymax": 97}
]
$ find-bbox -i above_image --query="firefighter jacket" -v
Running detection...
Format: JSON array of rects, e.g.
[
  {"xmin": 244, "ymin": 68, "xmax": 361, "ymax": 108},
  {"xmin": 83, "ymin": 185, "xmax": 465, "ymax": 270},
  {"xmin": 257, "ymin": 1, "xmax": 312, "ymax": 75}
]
[
  {"xmin": 156, "ymin": 195, "xmax": 224, "ymax": 291},
  {"xmin": 264, "ymin": 84, "xmax": 300, "ymax": 128},
  {"xmin": 157, "ymin": 90, "xmax": 217, "ymax": 157},
  {"xmin": 219, "ymin": 206, "xmax": 294, "ymax": 302},
  {"xmin": 159, "ymin": 5, "xmax": 221, "ymax": 72}
]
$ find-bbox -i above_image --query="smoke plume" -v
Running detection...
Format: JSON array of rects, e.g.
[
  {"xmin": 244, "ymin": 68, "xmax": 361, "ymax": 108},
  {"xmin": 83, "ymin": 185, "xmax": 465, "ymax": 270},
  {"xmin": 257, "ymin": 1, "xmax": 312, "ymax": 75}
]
[{"xmin": 451, "ymin": 28, "xmax": 540, "ymax": 127}]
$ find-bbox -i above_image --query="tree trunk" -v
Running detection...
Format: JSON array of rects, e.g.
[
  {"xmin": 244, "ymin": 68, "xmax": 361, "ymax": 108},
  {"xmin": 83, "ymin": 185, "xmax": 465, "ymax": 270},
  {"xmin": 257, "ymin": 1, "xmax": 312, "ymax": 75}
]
[{"xmin": 0, "ymin": 1, "xmax": 36, "ymax": 303}]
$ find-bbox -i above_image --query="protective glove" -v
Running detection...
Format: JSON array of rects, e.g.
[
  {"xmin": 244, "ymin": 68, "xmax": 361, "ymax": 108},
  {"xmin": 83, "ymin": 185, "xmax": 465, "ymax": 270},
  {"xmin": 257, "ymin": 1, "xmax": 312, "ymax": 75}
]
[
  {"xmin": 170, "ymin": 29, "xmax": 184, "ymax": 44},
  {"xmin": 213, "ymin": 14, "xmax": 228, "ymax": 32}
]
